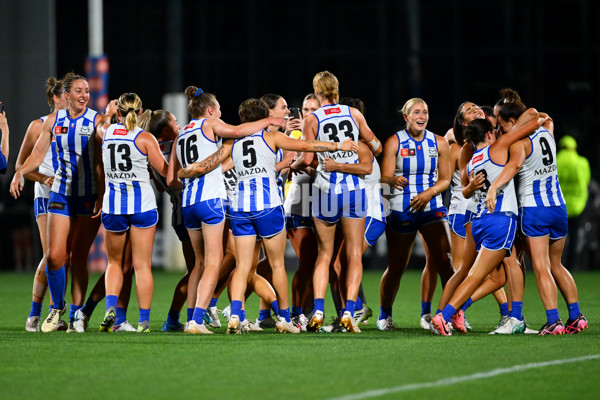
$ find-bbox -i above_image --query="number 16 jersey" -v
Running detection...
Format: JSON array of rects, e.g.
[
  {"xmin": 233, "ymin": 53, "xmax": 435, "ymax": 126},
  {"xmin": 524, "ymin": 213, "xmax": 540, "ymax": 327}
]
[
  {"xmin": 517, "ymin": 127, "xmax": 565, "ymax": 208},
  {"xmin": 102, "ymin": 124, "xmax": 156, "ymax": 215},
  {"xmin": 313, "ymin": 104, "xmax": 364, "ymax": 194}
]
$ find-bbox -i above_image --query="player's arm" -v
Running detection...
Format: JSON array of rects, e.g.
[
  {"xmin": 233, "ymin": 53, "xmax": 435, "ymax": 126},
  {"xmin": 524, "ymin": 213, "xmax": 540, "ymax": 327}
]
[
  {"xmin": 209, "ymin": 117, "xmax": 286, "ymax": 139},
  {"xmin": 380, "ymin": 134, "xmax": 407, "ymax": 190},
  {"xmin": 178, "ymin": 140, "xmax": 233, "ymax": 179},
  {"xmin": 351, "ymin": 107, "xmax": 382, "ymax": 156},
  {"xmin": 486, "ymin": 140, "xmax": 526, "ymax": 212},
  {"xmin": 323, "ymin": 140, "xmax": 373, "ymax": 175}
]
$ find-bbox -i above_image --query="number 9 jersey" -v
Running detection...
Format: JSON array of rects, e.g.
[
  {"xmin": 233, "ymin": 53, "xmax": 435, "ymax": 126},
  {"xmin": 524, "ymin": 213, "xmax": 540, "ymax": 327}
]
[
  {"xmin": 102, "ymin": 124, "xmax": 156, "ymax": 215},
  {"xmin": 313, "ymin": 104, "xmax": 364, "ymax": 194},
  {"xmin": 516, "ymin": 127, "xmax": 565, "ymax": 208}
]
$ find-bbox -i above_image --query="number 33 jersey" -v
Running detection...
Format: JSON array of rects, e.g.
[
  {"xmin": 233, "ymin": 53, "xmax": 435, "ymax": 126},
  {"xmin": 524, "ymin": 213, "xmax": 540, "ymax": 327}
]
[
  {"xmin": 467, "ymin": 146, "xmax": 518, "ymax": 218},
  {"xmin": 231, "ymin": 130, "xmax": 281, "ymax": 212},
  {"xmin": 101, "ymin": 124, "xmax": 156, "ymax": 215},
  {"xmin": 517, "ymin": 128, "xmax": 565, "ymax": 208},
  {"xmin": 313, "ymin": 104, "xmax": 364, "ymax": 194}
]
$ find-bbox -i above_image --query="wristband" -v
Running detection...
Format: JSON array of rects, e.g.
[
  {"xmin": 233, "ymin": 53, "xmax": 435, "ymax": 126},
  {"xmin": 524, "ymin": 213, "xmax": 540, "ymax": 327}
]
[{"xmin": 368, "ymin": 138, "xmax": 381, "ymax": 152}]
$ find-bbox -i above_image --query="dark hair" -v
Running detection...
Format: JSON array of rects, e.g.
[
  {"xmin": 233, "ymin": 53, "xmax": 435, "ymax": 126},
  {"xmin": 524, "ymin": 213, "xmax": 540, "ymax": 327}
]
[
  {"xmin": 62, "ymin": 72, "xmax": 87, "ymax": 93},
  {"xmin": 497, "ymin": 88, "xmax": 527, "ymax": 122},
  {"xmin": 303, "ymin": 93, "xmax": 319, "ymax": 103},
  {"xmin": 339, "ymin": 97, "xmax": 366, "ymax": 115},
  {"xmin": 45, "ymin": 77, "xmax": 64, "ymax": 112},
  {"xmin": 260, "ymin": 94, "xmax": 282, "ymax": 110},
  {"xmin": 480, "ymin": 105, "xmax": 495, "ymax": 118},
  {"xmin": 184, "ymin": 85, "xmax": 217, "ymax": 119},
  {"xmin": 452, "ymin": 101, "xmax": 471, "ymax": 147},
  {"xmin": 463, "ymin": 119, "xmax": 494, "ymax": 145},
  {"xmin": 238, "ymin": 98, "xmax": 269, "ymax": 123},
  {"xmin": 138, "ymin": 109, "xmax": 172, "ymax": 139}
]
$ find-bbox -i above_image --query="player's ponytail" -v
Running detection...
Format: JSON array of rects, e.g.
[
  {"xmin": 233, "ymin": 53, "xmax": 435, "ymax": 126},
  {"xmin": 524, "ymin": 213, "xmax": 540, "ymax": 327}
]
[
  {"xmin": 313, "ymin": 71, "xmax": 340, "ymax": 103},
  {"xmin": 184, "ymin": 86, "xmax": 217, "ymax": 119},
  {"xmin": 45, "ymin": 77, "xmax": 64, "ymax": 112},
  {"xmin": 117, "ymin": 92, "xmax": 142, "ymax": 132},
  {"xmin": 497, "ymin": 88, "xmax": 527, "ymax": 122}
]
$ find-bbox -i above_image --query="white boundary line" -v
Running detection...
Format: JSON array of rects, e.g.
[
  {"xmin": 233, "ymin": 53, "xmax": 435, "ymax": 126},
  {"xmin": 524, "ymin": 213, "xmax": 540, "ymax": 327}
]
[{"xmin": 327, "ymin": 354, "xmax": 600, "ymax": 400}]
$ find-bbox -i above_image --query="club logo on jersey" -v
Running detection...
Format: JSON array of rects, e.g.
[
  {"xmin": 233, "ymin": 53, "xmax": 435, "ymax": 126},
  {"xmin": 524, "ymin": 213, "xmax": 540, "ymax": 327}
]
[
  {"xmin": 80, "ymin": 126, "xmax": 92, "ymax": 136},
  {"xmin": 400, "ymin": 148, "xmax": 416, "ymax": 157},
  {"xmin": 472, "ymin": 154, "xmax": 484, "ymax": 164},
  {"xmin": 184, "ymin": 122, "xmax": 195, "ymax": 130},
  {"xmin": 55, "ymin": 126, "xmax": 69, "ymax": 135},
  {"xmin": 114, "ymin": 129, "xmax": 128, "ymax": 136},
  {"xmin": 324, "ymin": 107, "xmax": 341, "ymax": 115},
  {"xmin": 71, "ymin": 123, "xmax": 75, "ymax": 128},
  {"xmin": 428, "ymin": 148, "xmax": 438, "ymax": 157}
]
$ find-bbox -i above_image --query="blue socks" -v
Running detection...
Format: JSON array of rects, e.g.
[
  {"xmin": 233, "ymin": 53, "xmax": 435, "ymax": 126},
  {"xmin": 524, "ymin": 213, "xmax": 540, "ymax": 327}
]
[
  {"xmin": 139, "ymin": 308, "xmax": 150, "ymax": 324},
  {"xmin": 192, "ymin": 307, "xmax": 207, "ymax": 324},
  {"xmin": 116, "ymin": 307, "xmax": 127, "ymax": 325},
  {"xmin": 270, "ymin": 300, "xmax": 280, "ymax": 315},
  {"xmin": 29, "ymin": 301, "xmax": 42, "ymax": 318},
  {"xmin": 258, "ymin": 309, "xmax": 271, "ymax": 321},
  {"xmin": 345, "ymin": 300, "xmax": 356, "ymax": 317},
  {"xmin": 231, "ymin": 300, "xmax": 243, "ymax": 319},
  {"xmin": 461, "ymin": 298, "xmax": 473, "ymax": 312},
  {"xmin": 314, "ymin": 298, "xmax": 325, "ymax": 313},
  {"xmin": 46, "ymin": 265, "xmax": 66, "ymax": 309},
  {"xmin": 441, "ymin": 304, "xmax": 457, "ymax": 323},
  {"xmin": 69, "ymin": 304, "xmax": 82, "ymax": 322},
  {"xmin": 291, "ymin": 306, "xmax": 302, "ymax": 318},
  {"xmin": 187, "ymin": 307, "xmax": 194, "ymax": 322},
  {"xmin": 421, "ymin": 301, "xmax": 431, "ymax": 317},
  {"xmin": 509, "ymin": 301, "xmax": 523, "ymax": 321},
  {"xmin": 209, "ymin": 297, "xmax": 218, "ymax": 308},
  {"xmin": 106, "ymin": 295, "xmax": 118, "ymax": 311},
  {"xmin": 567, "ymin": 302, "xmax": 580, "ymax": 320},
  {"xmin": 355, "ymin": 297, "xmax": 363, "ymax": 311},
  {"xmin": 546, "ymin": 308, "xmax": 559, "ymax": 325},
  {"xmin": 379, "ymin": 307, "xmax": 392, "ymax": 320},
  {"xmin": 167, "ymin": 310, "xmax": 180, "ymax": 325},
  {"xmin": 499, "ymin": 302, "xmax": 509, "ymax": 317},
  {"xmin": 279, "ymin": 308, "xmax": 290, "ymax": 322}
]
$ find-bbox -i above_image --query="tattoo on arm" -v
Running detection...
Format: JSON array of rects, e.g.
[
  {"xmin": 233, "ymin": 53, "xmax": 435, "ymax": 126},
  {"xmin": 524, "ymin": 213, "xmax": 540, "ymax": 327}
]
[
  {"xmin": 305, "ymin": 140, "xmax": 333, "ymax": 151},
  {"xmin": 179, "ymin": 146, "xmax": 225, "ymax": 179}
]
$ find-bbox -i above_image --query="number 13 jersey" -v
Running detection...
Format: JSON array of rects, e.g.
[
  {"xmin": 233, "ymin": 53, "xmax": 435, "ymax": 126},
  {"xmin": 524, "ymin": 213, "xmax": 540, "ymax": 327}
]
[
  {"xmin": 313, "ymin": 104, "xmax": 364, "ymax": 194},
  {"xmin": 102, "ymin": 124, "xmax": 156, "ymax": 215},
  {"xmin": 231, "ymin": 130, "xmax": 281, "ymax": 212},
  {"xmin": 517, "ymin": 127, "xmax": 565, "ymax": 208}
]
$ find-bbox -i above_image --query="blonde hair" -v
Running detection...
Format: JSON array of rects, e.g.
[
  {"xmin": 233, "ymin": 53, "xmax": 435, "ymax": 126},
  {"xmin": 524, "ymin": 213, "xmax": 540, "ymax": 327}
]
[
  {"xmin": 313, "ymin": 71, "xmax": 339, "ymax": 103},
  {"xmin": 401, "ymin": 98, "xmax": 428, "ymax": 116},
  {"xmin": 138, "ymin": 109, "xmax": 172, "ymax": 138},
  {"xmin": 117, "ymin": 92, "xmax": 142, "ymax": 132}
]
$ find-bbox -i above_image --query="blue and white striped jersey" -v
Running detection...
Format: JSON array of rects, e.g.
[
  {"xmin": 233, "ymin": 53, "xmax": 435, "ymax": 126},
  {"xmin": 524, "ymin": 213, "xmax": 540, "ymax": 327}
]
[
  {"xmin": 313, "ymin": 104, "xmax": 364, "ymax": 194},
  {"xmin": 448, "ymin": 169, "xmax": 469, "ymax": 215},
  {"xmin": 388, "ymin": 129, "xmax": 443, "ymax": 212},
  {"xmin": 102, "ymin": 124, "xmax": 156, "ymax": 215},
  {"xmin": 365, "ymin": 156, "xmax": 386, "ymax": 222},
  {"xmin": 35, "ymin": 115, "xmax": 59, "ymax": 199},
  {"xmin": 467, "ymin": 146, "xmax": 518, "ymax": 218},
  {"xmin": 176, "ymin": 118, "xmax": 226, "ymax": 207},
  {"xmin": 51, "ymin": 108, "xmax": 98, "ymax": 197},
  {"xmin": 231, "ymin": 131, "xmax": 281, "ymax": 212},
  {"xmin": 517, "ymin": 127, "xmax": 565, "ymax": 208}
]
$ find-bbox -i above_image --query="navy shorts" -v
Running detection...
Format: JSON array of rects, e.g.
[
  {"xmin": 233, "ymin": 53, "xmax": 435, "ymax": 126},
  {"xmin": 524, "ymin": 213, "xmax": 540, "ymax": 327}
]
[
  {"xmin": 48, "ymin": 192, "xmax": 97, "ymax": 218},
  {"xmin": 387, "ymin": 207, "xmax": 448, "ymax": 234},
  {"xmin": 34, "ymin": 197, "xmax": 50, "ymax": 219},
  {"xmin": 182, "ymin": 198, "xmax": 226, "ymax": 230},
  {"xmin": 364, "ymin": 217, "xmax": 386, "ymax": 247},
  {"xmin": 312, "ymin": 188, "xmax": 367, "ymax": 224},
  {"xmin": 519, "ymin": 205, "xmax": 568, "ymax": 239},
  {"xmin": 102, "ymin": 209, "xmax": 159, "ymax": 232},
  {"xmin": 285, "ymin": 214, "xmax": 314, "ymax": 230},
  {"xmin": 448, "ymin": 213, "xmax": 467, "ymax": 238},
  {"xmin": 230, "ymin": 206, "xmax": 285, "ymax": 238},
  {"xmin": 472, "ymin": 212, "xmax": 517, "ymax": 254}
]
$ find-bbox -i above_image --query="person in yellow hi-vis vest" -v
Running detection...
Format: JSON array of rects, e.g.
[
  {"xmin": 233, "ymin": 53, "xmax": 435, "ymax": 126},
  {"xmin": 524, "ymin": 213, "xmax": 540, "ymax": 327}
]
[{"xmin": 556, "ymin": 135, "xmax": 591, "ymax": 268}]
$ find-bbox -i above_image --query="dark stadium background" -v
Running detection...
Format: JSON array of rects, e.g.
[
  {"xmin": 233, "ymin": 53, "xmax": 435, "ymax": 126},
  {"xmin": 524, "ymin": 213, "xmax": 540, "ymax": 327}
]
[{"xmin": 1, "ymin": 0, "xmax": 599, "ymax": 270}]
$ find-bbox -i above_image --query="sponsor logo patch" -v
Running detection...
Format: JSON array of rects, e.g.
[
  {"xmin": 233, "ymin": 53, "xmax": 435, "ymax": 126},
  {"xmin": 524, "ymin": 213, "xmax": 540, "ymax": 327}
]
[
  {"xmin": 114, "ymin": 129, "xmax": 128, "ymax": 136},
  {"xmin": 400, "ymin": 148, "xmax": 416, "ymax": 157},
  {"xmin": 184, "ymin": 122, "xmax": 195, "ymax": 130},
  {"xmin": 473, "ymin": 154, "xmax": 484, "ymax": 164},
  {"xmin": 324, "ymin": 107, "xmax": 341, "ymax": 115}
]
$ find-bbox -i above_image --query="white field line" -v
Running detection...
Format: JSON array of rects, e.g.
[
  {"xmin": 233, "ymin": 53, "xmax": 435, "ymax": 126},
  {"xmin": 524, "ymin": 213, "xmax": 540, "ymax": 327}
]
[{"xmin": 327, "ymin": 354, "xmax": 600, "ymax": 400}]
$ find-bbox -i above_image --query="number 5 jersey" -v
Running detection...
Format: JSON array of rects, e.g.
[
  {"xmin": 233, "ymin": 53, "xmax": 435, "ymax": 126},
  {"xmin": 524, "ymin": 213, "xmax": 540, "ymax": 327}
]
[
  {"xmin": 101, "ymin": 124, "xmax": 156, "ymax": 214},
  {"xmin": 516, "ymin": 127, "xmax": 565, "ymax": 208}
]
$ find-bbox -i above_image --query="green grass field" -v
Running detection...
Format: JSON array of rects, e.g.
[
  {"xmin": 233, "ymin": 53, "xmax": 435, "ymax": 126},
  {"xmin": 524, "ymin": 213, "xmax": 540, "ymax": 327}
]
[{"xmin": 1, "ymin": 269, "xmax": 599, "ymax": 399}]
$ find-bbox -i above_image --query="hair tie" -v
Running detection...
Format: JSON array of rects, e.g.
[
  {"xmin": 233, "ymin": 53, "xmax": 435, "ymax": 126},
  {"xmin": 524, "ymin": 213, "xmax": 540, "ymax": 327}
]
[
  {"xmin": 194, "ymin": 88, "xmax": 204, "ymax": 97},
  {"xmin": 128, "ymin": 107, "xmax": 135, "ymax": 113},
  {"xmin": 151, "ymin": 110, "xmax": 155, "ymax": 117}
]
